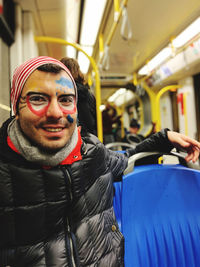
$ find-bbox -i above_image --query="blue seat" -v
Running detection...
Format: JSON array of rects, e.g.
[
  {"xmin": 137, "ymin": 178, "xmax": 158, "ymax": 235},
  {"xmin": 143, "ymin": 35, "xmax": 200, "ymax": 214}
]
[{"xmin": 114, "ymin": 164, "xmax": 200, "ymax": 267}]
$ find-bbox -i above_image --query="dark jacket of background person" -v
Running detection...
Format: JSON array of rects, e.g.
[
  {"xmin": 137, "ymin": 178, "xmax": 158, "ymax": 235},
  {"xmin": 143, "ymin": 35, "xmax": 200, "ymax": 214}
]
[
  {"xmin": 0, "ymin": 117, "xmax": 174, "ymax": 266},
  {"xmin": 76, "ymin": 82, "xmax": 97, "ymax": 136},
  {"xmin": 102, "ymin": 103, "xmax": 121, "ymax": 135},
  {"xmin": 60, "ymin": 57, "xmax": 97, "ymax": 137}
]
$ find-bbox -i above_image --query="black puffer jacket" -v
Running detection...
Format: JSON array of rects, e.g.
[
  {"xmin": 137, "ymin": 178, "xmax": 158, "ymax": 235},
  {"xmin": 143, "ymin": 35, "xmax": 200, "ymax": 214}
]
[{"xmin": 0, "ymin": 118, "xmax": 173, "ymax": 267}]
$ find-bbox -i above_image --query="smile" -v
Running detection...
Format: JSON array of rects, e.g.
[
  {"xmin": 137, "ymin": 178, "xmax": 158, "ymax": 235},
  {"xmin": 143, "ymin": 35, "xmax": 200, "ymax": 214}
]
[{"xmin": 44, "ymin": 127, "xmax": 63, "ymax": 132}]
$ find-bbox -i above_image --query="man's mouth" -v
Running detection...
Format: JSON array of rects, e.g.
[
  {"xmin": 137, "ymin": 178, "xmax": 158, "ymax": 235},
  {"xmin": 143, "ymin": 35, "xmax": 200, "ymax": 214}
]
[
  {"xmin": 43, "ymin": 127, "xmax": 64, "ymax": 133},
  {"xmin": 44, "ymin": 127, "xmax": 64, "ymax": 132}
]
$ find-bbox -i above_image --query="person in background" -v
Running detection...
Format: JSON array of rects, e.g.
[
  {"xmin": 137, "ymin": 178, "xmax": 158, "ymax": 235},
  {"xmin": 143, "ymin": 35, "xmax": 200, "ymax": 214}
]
[
  {"xmin": 0, "ymin": 56, "xmax": 200, "ymax": 267},
  {"xmin": 123, "ymin": 118, "xmax": 144, "ymax": 144},
  {"xmin": 102, "ymin": 102, "xmax": 121, "ymax": 144},
  {"xmin": 60, "ymin": 56, "xmax": 97, "ymax": 137},
  {"xmin": 129, "ymin": 118, "xmax": 141, "ymax": 134}
]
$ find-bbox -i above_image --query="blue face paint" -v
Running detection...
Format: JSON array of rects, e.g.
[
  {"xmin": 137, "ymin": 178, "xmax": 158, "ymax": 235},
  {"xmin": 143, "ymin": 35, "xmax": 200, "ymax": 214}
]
[
  {"xmin": 67, "ymin": 114, "xmax": 74, "ymax": 123},
  {"xmin": 56, "ymin": 77, "xmax": 73, "ymax": 88}
]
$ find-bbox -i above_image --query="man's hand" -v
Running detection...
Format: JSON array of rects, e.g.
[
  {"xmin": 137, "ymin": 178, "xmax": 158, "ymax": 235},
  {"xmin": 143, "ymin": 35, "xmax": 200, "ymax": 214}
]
[{"xmin": 167, "ymin": 131, "xmax": 200, "ymax": 163}]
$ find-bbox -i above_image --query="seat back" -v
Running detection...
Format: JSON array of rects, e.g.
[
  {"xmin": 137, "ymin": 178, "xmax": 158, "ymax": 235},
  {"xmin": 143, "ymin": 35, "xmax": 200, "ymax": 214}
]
[{"xmin": 121, "ymin": 164, "xmax": 200, "ymax": 267}]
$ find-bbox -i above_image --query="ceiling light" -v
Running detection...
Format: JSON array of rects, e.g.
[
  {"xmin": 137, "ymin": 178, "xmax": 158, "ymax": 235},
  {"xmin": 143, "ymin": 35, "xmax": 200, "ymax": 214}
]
[
  {"xmin": 148, "ymin": 47, "xmax": 172, "ymax": 71},
  {"xmin": 77, "ymin": 47, "xmax": 93, "ymax": 74},
  {"xmin": 173, "ymin": 17, "xmax": 200, "ymax": 48},
  {"xmin": 78, "ymin": 0, "xmax": 107, "ymax": 73},
  {"xmin": 108, "ymin": 88, "xmax": 127, "ymax": 102},
  {"xmin": 138, "ymin": 47, "xmax": 172, "ymax": 75},
  {"xmin": 138, "ymin": 65, "xmax": 149, "ymax": 75},
  {"xmin": 115, "ymin": 90, "xmax": 134, "ymax": 106},
  {"xmin": 65, "ymin": 0, "xmax": 81, "ymax": 58},
  {"xmin": 100, "ymin": 104, "xmax": 106, "ymax": 111},
  {"xmin": 80, "ymin": 0, "xmax": 107, "ymax": 46}
]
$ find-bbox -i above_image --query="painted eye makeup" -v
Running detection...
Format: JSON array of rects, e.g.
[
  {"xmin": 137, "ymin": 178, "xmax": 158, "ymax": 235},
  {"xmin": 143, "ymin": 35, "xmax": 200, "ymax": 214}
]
[
  {"xmin": 28, "ymin": 94, "xmax": 49, "ymax": 108},
  {"xmin": 58, "ymin": 95, "xmax": 76, "ymax": 113},
  {"xmin": 27, "ymin": 93, "xmax": 49, "ymax": 116},
  {"xmin": 25, "ymin": 92, "xmax": 76, "ymax": 116}
]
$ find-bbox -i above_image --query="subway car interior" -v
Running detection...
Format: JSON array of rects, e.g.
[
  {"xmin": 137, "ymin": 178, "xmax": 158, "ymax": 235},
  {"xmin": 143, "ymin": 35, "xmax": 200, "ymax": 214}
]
[{"xmin": 1, "ymin": 0, "xmax": 200, "ymax": 266}]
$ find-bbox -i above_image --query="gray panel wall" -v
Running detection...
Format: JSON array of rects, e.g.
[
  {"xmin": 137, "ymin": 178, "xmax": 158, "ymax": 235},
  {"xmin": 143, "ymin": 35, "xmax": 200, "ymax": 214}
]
[{"xmin": 0, "ymin": 38, "xmax": 11, "ymax": 126}]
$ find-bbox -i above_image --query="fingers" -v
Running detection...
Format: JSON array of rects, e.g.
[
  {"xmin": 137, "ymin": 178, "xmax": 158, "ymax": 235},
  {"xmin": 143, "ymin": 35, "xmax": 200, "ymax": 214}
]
[
  {"xmin": 185, "ymin": 147, "xmax": 200, "ymax": 163},
  {"xmin": 168, "ymin": 131, "xmax": 200, "ymax": 162},
  {"xmin": 193, "ymin": 148, "xmax": 200, "ymax": 162},
  {"xmin": 182, "ymin": 135, "xmax": 200, "ymax": 149}
]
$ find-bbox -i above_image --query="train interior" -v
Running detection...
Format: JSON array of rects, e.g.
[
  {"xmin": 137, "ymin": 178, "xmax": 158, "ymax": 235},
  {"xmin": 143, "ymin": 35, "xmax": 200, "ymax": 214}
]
[{"xmin": 1, "ymin": 1, "xmax": 200, "ymax": 266}]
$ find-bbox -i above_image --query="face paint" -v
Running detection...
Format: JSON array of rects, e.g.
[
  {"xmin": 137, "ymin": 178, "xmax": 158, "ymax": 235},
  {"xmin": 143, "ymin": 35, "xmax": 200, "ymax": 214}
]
[
  {"xmin": 67, "ymin": 114, "xmax": 74, "ymax": 123},
  {"xmin": 27, "ymin": 94, "xmax": 49, "ymax": 116},
  {"xmin": 57, "ymin": 95, "xmax": 76, "ymax": 114},
  {"xmin": 55, "ymin": 77, "xmax": 74, "ymax": 88},
  {"xmin": 26, "ymin": 93, "xmax": 76, "ymax": 116}
]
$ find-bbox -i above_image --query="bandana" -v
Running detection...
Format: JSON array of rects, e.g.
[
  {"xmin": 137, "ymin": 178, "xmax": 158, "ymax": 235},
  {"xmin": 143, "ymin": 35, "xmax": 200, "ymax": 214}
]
[{"xmin": 11, "ymin": 56, "xmax": 77, "ymax": 114}]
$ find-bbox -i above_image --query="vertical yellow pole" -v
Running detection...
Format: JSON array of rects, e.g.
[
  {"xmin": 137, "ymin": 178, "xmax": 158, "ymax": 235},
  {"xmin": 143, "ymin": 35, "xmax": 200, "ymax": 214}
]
[
  {"xmin": 114, "ymin": 0, "xmax": 120, "ymax": 12},
  {"xmin": 87, "ymin": 73, "xmax": 93, "ymax": 87},
  {"xmin": 99, "ymin": 34, "xmax": 104, "ymax": 56},
  {"xmin": 155, "ymin": 85, "xmax": 180, "ymax": 131},
  {"xmin": 88, "ymin": 57, "xmax": 103, "ymax": 142}
]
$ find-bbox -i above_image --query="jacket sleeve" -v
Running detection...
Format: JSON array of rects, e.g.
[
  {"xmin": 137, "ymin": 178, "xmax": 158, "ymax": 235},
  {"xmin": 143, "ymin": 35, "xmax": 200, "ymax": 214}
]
[{"xmin": 125, "ymin": 128, "xmax": 174, "ymax": 158}]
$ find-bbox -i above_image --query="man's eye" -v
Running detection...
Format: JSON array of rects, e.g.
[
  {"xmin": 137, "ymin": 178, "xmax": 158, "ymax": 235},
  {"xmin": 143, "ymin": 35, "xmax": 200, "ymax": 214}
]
[
  {"xmin": 29, "ymin": 95, "xmax": 48, "ymax": 104},
  {"xmin": 59, "ymin": 96, "xmax": 74, "ymax": 105}
]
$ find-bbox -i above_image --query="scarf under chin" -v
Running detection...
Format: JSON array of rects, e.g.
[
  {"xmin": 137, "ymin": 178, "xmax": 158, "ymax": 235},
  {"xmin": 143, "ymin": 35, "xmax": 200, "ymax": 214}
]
[{"xmin": 7, "ymin": 118, "xmax": 78, "ymax": 166}]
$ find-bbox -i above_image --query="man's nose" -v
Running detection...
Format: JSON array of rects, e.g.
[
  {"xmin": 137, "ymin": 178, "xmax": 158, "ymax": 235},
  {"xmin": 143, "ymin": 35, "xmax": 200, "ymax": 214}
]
[{"xmin": 46, "ymin": 99, "xmax": 63, "ymax": 118}]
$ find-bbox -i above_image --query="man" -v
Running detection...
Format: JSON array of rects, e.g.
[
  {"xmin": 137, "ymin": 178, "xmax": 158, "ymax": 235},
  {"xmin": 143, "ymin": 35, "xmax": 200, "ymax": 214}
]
[
  {"xmin": 102, "ymin": 103, "xmax": 121, "ymax": 144},
  {"xmin": 125, "ymin": 118, "xmax": 145, "ymax": 144},
  {"xmin": 0, "ymin": 56, "xmax": 200, "ymax": 267},
  {"xmin": 129, "ymin": 118, "xmax": 141, "ymax": 135}
]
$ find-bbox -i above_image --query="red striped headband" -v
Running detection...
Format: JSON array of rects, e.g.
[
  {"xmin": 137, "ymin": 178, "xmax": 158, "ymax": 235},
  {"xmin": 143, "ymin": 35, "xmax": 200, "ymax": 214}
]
[{"xmin": 11, "ymin": 56, "xmax": 77, "ymax": 114}]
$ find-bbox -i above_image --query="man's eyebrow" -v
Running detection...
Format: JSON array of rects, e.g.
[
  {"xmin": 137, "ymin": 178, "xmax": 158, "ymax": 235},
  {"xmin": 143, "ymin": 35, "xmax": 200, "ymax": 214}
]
[
  {"xmin": 56, "ymin": 92, "xmax": 76, "ymax": 97},
  {"xmin": 26, "ymin": 91, "xmax": 49, "ymax": 97},
  {"xmin": 25, "ymin": 91, "xmax": 76, "ymax": 97}
]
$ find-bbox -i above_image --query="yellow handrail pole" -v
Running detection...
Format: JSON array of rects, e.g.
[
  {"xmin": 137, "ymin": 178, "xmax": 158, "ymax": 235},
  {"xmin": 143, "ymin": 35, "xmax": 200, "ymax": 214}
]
[
  {"xmin": 106, "ymin": 0, "xmax": 128, "ymax": 46},
  {"xmin": 34, "ymin": 36, "xmax": 103, "ymax": 142},
  {"xmin": 183, "ymin": 92, "xmax": 188, "ymax": 136},
  {"xmin": 98, "ymin": 0, "xmax": 128, "ymax": 66},
  {"xmin": 114, "ymin": 0, "xmax": 120, "ymax": 13},
  {"xmin": 155, "ymin": 85, "xmax": 180, "ymax": 131},
  {"xmin": 99, "ymin": 33, "xmax": 104, "ymax": 58}
]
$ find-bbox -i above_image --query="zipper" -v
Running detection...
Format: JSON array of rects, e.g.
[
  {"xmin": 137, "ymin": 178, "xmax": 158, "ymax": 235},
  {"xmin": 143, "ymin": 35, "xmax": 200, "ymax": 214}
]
[
  {"xmin": 67, "ymin": 218, "xmax": 76, "ymax": 267},
  {"xmin": 61, "ymin": 166, "xmax": 76, "ymax": 267}
]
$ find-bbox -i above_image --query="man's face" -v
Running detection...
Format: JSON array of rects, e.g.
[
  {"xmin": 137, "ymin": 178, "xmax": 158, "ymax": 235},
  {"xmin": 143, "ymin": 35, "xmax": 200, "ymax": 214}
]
[
  {"xmin": 16, "ymin": 69, "xmax": 77, "ymax": 151},
  {"xmin": 130, "ymin": 127, "xmax": 139, "ymax": 134}
]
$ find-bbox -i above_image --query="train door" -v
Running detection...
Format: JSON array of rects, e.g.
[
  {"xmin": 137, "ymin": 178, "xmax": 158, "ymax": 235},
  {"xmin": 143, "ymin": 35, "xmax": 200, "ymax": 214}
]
[
  {"xmin": 177, "ymin": 77, "xmax": 197, "ymax": 139},
  {"xmin": 0, "ymin": 0, "xmax": 15, "ymax": 125},
  {"xmin": 193, "ymin": 73, "xmax": 200, "ymax": 141}
]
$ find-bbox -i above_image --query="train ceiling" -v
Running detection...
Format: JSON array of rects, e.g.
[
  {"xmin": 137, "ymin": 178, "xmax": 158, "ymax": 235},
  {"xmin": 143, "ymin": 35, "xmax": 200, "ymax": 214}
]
[{"xmin": 13, "ymin": 0, "xmax": 200, "ymax": 100}]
